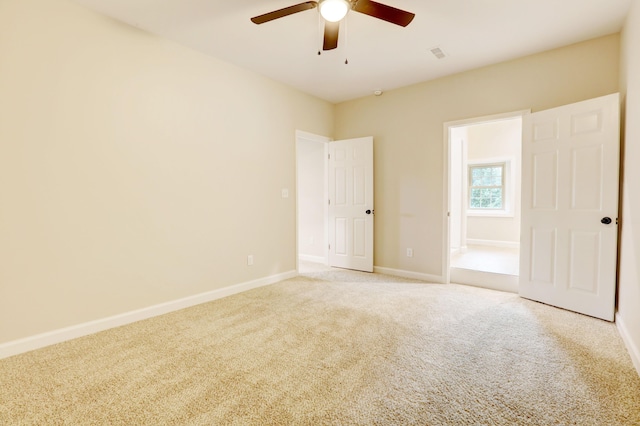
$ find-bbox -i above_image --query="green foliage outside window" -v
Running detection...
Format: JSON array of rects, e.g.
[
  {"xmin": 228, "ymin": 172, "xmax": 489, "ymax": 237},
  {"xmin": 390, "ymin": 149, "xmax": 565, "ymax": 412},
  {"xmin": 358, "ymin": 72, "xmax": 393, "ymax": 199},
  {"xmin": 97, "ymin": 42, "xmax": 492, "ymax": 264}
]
[{"xmin": 469, "ymin": 165, "xmax": 504, "ymax": 209}]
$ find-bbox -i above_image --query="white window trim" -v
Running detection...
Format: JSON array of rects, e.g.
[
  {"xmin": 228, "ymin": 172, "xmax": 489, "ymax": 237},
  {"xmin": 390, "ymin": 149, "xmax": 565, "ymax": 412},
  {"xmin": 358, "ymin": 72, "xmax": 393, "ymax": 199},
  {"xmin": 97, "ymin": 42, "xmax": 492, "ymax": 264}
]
[
  {"xmin": 468, "ymin": 162, "xmax": 506, "ymax": 210},
  {"xmin": 467, "ymin": 157, "xmax": 515, "ymax": 218}
]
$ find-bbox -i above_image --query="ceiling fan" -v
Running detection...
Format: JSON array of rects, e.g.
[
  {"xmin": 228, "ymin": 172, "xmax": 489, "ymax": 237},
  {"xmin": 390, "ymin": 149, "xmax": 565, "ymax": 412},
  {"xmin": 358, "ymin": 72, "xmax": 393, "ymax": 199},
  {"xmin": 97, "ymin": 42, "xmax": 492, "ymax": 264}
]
[{"xmin": 250, "ymin": 0, "xmax": 415, "ymax": 51}]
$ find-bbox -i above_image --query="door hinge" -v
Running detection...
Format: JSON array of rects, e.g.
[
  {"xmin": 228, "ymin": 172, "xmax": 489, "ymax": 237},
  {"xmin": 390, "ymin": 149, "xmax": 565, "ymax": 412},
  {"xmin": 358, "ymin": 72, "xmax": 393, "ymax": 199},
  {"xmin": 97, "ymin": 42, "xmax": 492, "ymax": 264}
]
[
  {"xmin": 328, "ymin": 153, "xmax": 330, "ymax": 160},
  {"xmin": 328, "ymin": 199, "xmax": 331, "ymax": 205},
  {"xmin": 329, "ymin": 244, "xmax": 331, "ymax": 250}
]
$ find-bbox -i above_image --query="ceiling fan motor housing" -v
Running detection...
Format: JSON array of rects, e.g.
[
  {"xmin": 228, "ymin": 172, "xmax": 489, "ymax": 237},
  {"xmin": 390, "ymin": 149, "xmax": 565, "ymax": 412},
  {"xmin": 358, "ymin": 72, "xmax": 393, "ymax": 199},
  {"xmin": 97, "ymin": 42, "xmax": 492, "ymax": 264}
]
[{"xmin": 318, "ymin": 0, "xmax": 351, "ymax": 22}]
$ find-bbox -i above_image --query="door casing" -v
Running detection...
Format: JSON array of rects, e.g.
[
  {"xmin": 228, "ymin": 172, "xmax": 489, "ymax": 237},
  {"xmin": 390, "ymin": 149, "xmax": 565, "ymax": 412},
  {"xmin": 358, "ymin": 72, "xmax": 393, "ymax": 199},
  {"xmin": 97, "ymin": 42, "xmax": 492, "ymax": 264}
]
[
  {"xmin": 295, "ymin": 130, "xmax": 330, "ymax": 270},
  {"xmin": 442, "ymin": 110, "xmax": 530, "ymax": 289}
]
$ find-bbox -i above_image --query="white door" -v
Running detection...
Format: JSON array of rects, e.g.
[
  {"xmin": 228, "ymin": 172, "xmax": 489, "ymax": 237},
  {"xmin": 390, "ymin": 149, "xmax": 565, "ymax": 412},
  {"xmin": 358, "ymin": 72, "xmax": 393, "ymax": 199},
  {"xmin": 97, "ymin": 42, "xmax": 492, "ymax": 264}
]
[
  {"xmin": 519, "ymin": 93, "xmax": 620, "ymax": 321},
  {"xmin": 328, "ymin": 137, "xmax": 374, "ymax": 272}
]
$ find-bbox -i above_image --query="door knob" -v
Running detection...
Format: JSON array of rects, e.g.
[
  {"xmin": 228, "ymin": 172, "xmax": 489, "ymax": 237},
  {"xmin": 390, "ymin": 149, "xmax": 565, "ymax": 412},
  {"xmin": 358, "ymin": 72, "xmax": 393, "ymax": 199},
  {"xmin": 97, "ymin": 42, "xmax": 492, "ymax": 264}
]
[
  {"xmin": 366, "ymin": 209, "xmax": 373, "ymax": 215},
  {"xmin": 601, "ymin": 217, "xmax": 612, "ymax": 225}
]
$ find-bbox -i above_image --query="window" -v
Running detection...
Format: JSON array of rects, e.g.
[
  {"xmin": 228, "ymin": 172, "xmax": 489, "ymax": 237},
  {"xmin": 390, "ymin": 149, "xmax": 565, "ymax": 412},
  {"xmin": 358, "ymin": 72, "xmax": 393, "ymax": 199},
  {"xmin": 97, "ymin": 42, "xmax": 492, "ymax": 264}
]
[{"xmin": 468, "ymin": 163, "xmax": 505, "ymax": 210}]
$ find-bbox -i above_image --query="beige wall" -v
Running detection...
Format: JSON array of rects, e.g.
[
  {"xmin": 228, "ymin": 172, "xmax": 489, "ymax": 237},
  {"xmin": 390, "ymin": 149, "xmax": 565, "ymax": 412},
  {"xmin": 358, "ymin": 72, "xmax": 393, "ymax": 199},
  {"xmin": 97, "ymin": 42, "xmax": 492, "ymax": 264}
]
[
  {"xmin": 619, "ymin": 1, "xmax": 640, "ymax": 372},
  {"xmin": 335, "ymin": 34, "xmax": 620, "ymax": 276},
  {"xmin": 0, "ymin": 0, "xmax": 334, "ymax": 343}
]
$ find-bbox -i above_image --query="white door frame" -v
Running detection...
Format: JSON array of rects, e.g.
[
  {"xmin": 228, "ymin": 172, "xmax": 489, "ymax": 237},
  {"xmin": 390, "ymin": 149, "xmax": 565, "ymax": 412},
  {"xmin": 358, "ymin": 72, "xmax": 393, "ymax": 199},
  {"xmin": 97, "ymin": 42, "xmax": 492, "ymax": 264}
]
[
  {"xmin": 449, "ymin": 127, "xmax": 469, "ymax": 255},
  {"xmin": 442, "ymin": 110, "xmax": 530, "ymax": 286},
  {"xmin": 295, "ymin": 130, "xmax": 331, "ymax": 272}
]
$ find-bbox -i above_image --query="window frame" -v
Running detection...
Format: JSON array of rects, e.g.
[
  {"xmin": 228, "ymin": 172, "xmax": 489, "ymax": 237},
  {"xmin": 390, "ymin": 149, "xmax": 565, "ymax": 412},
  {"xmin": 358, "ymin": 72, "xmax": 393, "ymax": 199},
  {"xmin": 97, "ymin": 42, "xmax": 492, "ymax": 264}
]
[
  {"xmin": 468, "ymin": 162, "xmax": 506, "ymax": 210},
  {"xmin": 466, "ymin": 158, "xmax": 515, "ymax": 218}
]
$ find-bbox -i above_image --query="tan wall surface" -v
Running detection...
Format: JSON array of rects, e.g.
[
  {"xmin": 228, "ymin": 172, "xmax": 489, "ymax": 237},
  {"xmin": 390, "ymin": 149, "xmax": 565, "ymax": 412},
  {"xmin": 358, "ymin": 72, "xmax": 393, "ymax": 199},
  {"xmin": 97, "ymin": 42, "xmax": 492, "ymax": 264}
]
[
  {"xmin": 619, "ymin": 1, "xmax": 640, "ymax": 371},
  {"xmin": 335, "ymin": 34, "xmax": 620, "ymax": 276},
  {"xmin": 0, "ymin": 0, "xmax": 334, "ymax": 343}
]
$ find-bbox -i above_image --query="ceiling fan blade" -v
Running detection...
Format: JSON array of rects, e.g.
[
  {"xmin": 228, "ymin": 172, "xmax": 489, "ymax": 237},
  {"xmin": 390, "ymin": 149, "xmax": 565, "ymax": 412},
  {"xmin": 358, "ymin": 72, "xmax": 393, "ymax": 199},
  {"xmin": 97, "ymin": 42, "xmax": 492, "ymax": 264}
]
[
  {"xmin": 251, "ymin": 1, "xmax": 317, "ymax": 24},
  {"xmin": 323, "ymin": 21, "xmax": 340, "ymax": 50},
  {"xmin": 352, "ymin": 0, "xmax": 415, "ymax": 27}
]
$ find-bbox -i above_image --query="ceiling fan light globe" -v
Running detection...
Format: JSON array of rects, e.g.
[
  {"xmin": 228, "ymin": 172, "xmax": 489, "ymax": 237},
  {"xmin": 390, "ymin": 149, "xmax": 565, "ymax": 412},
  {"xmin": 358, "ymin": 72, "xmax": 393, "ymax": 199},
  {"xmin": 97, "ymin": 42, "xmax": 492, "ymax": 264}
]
[{"xmin": 319, "ymin": 0, "xmax": 349, "ymax": 22}]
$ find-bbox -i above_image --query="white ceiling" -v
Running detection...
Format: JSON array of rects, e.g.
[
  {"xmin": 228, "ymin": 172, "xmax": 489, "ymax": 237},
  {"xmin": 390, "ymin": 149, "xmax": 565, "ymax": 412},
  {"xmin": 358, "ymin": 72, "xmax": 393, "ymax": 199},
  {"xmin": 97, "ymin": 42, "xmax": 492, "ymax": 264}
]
[{"xmin": 73, "ymin": 0, "xmax": 632, "ymax": 104}]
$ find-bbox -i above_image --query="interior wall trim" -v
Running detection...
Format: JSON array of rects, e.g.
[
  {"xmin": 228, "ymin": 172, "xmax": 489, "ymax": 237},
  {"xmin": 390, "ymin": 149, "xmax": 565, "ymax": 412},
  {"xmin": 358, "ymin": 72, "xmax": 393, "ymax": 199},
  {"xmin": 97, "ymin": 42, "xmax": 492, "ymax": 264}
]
[
  {"xmin": 465, "ymin": 239, "xmax": 520, "ymax": 249},
  {"xmin": 373, "ymin": 266, "xmax": 444, "ymax": 283},
  {"xmin": 298, "ymin": 254, "xmax": 326, "ymax": 264},
  {"xmin": 616, "ymin": 312, "xmax": 640, "ymax": 377},
  {"xmin": 449, "ymin": 267, "xmax": 519, "ymax": 293},
  {"xmin": 0, "ymin": 270, "xmax": 297, "ymax": 360}
]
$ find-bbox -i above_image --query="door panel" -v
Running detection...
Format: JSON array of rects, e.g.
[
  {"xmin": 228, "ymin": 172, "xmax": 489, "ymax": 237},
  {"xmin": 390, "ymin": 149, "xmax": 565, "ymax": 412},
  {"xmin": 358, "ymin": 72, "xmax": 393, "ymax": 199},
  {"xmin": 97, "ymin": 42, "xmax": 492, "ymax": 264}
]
[
  {"xmin": 568, "ymin": 230, "xmax": 599, "ymax": 293},
  {"xmin": 571, "ymin": 146, "xmax": 603, "ymax": 210},
  {"xmin": 353, "ymin": 218, "xmax": 366, "ymax": 257},
  {"xmin": 334, "ymin": 168, "xmax": 347, "ymax": 204},
  {"xmin": 335, "ymin": 218, "xmax": 347, "ymax": 255},
  {"xmin": 520, "ymin": 93, "xmax": 619, "ymax": 321},
  {"xmin": 354, "ymin": 167, "xmax": 366, "ymax": 205},
  {"xmin": 529, "ymin": 227, "xmax": 556, "ymax": 285},
  {"xmin": 328, "ymin": 137, "xmax": 374, "ymax": 272},
  {"xmin": 532, "ymin": 151, "xmax": 558, "ymax": 209},
  {"xmin": 533, "ymin": 119, "xmax": 559, "ymax": 141}
]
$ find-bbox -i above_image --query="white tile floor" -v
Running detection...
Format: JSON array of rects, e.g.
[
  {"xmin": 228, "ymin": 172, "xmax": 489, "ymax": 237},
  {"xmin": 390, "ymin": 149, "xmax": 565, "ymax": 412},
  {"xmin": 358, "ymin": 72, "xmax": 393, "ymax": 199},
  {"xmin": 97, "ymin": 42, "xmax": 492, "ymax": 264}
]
[{"xmin": 450, "ymin": 244, "xmax": 519, "ymax": 276}]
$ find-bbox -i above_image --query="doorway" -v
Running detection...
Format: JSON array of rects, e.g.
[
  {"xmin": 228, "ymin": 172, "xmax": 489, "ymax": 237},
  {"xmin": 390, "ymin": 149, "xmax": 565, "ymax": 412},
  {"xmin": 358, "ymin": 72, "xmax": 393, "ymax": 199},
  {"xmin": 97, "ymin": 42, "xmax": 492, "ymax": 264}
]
[
  {"xmin": 296, "ymin": 131, "xmax": 375, "ymax": 273},
  {"xmin": 295, "ymin": 130, "xmax": 330, "ymax": 268},
  {"xmin": 445, "ymin": 111, "xmax": 526, "ymax": 292}
]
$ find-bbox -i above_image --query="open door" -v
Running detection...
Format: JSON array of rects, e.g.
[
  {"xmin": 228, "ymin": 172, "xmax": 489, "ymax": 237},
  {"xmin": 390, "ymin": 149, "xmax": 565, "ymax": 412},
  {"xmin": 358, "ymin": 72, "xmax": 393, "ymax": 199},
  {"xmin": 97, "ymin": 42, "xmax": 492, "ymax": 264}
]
[
  {"xmin": 328, "ymin": 137, "xmax": 374, "ymax": 272},
  {"xmin": 519, "ymin": 93, "xmax": 620, "ymax": 321}
]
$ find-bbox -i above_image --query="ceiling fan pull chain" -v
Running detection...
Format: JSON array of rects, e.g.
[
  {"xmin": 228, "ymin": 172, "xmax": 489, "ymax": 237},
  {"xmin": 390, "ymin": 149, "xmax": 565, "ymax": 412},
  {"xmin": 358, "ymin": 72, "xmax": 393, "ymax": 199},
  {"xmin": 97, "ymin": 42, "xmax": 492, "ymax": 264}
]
[
  {"xmin": 318, "ymin": 11, "xmax": 323, "ymax": 55},
  {"xmin": 344, "ymin": 14, "xmax": 349, "ymax": 64}
]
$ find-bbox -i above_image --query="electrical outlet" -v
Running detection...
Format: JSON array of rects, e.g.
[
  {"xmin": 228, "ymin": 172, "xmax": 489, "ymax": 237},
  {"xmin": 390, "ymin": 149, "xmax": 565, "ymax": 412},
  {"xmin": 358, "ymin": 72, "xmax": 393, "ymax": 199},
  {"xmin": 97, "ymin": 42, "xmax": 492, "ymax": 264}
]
[
  {"xmin": 247, "ymin": 255, "xmax": 254, "ymax": 266},
  {"xmin": 407, "ymin": 248, "xmax": 413, "ymax": 258},
  {"xmin": 281, "ymin": 188, "xmax": 289, "ymax": 198}
]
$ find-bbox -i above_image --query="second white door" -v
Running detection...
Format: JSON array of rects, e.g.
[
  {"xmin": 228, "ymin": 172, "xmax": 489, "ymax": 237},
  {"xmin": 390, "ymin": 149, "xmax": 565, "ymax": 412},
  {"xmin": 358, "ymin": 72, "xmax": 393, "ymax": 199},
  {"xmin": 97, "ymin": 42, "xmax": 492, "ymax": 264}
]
[
  {"xmin": 328, "ymin": 137, "xmax": 374, "ymax": 272},
  {"xmin": 519, "ymin": 93, "xmax": 620, "ymax": 321}
]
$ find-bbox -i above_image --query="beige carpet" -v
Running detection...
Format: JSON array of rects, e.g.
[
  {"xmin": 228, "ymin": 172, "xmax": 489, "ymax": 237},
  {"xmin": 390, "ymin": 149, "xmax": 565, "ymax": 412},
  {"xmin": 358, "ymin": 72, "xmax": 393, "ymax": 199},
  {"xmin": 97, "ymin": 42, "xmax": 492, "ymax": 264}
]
[{"xmin": 1, "ymin": 264, "xmax": 639, "ymax": 425}]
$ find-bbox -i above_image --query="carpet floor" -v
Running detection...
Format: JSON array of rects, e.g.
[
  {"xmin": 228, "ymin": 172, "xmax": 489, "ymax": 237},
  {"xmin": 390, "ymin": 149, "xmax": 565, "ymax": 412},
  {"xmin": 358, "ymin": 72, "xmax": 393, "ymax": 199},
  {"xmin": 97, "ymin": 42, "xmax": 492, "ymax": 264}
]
[{"xmin": 1, "ymin": 264, "xmax": 639, "ymax": 425}]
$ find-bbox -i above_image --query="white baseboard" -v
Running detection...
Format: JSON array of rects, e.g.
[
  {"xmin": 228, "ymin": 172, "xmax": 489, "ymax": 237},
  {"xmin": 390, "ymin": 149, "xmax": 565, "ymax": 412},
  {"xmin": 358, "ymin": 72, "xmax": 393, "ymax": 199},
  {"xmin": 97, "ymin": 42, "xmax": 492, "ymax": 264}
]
[
  {"xmin": 467, "ymin": 239, "xmax": 520, "ymax": 249},
  {"xmin": 0, "ymin": 270, "xmax": 296, "ymax": 360},
  {"xmin": 373, "ymin": 266, "xmax": 444, "ymax": 283},
  {"xmin": 450, "ymin": 267, "xmax": 519, "ymax": 293},
  {"xmin": 298, "ymin": 254, "xmax": 326, "ymax": 264},
  {"xmin": 450, "ymin": 246, "xmax": 468, "ymax": 254},
  {"xmin": 616, "ymin": 313, "xmax": 640, "ymax": 377}
]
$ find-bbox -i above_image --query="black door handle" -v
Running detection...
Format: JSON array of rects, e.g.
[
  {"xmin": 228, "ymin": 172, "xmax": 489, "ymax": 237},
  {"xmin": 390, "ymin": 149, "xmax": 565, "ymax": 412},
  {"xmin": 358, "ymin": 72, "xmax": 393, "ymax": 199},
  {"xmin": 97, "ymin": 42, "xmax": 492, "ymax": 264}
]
[
  {"xmin": 366, "ymin": 210, "xmax": 373, "ymax": 215},
  {"xmin": 601, "ymin": 217, "xmax": 612, "ymax": 225}
]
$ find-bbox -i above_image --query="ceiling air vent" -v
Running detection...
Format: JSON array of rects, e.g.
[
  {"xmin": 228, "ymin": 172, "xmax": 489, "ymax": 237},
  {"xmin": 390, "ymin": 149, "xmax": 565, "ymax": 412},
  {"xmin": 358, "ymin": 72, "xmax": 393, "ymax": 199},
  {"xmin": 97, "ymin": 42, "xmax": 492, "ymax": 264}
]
[{"xmin": 430, "ymin": 47, "xmax": 447, "ymax": 59}]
